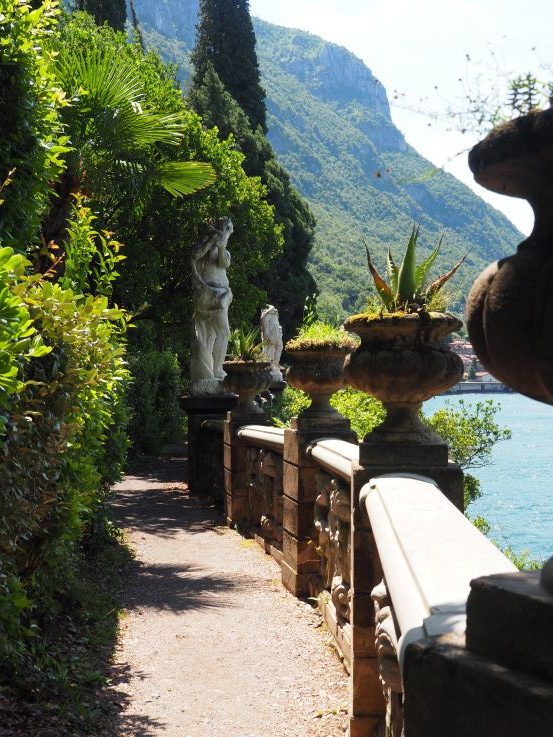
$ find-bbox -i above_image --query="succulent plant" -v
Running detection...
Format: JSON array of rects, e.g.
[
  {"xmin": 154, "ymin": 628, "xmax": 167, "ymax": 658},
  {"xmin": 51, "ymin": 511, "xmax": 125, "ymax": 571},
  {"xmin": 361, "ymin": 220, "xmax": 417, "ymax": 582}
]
[
  {"xmin": 365, "ymin": 225, "xmax": 467, "ymax": 312},
  {"xmin": 227, "ymin": 326, "xmax": 264, "ymax": 361}
]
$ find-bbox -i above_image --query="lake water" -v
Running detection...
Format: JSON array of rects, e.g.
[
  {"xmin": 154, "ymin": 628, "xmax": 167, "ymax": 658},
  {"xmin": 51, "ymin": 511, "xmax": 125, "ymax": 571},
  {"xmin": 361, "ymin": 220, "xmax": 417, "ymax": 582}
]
[{"xmin": 424, "ymin": 392, "xmax": 553, "ymax": 562}]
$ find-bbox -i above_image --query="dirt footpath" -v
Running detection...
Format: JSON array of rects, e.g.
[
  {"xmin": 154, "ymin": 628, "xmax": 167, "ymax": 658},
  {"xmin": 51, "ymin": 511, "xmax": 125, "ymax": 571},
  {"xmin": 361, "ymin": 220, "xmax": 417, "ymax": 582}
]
[{"xmin": 111, "ymin": 457, "xmax": 348, "ymax": 737}]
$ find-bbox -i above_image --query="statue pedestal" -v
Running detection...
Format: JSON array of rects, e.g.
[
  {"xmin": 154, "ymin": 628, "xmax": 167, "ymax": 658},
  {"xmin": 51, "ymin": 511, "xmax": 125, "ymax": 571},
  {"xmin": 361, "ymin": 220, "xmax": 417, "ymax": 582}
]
[{"xmin": 182, "ymin": 394, "xmax": 237, "ymax": 498}]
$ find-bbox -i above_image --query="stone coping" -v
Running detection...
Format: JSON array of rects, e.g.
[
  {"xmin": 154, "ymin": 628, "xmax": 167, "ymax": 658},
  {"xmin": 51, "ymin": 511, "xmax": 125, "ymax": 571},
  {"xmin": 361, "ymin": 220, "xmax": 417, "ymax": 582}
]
[
  {"xmin": 361, "ymin": 474, "xmax": 516, "ymax": 673},
  {"xmin": 236, "ymin": 424, "xmax": 285, "ymax": 452},
  {"xmin": 308, "ymin": 438, "xmax": 359, "ymax": 480}
]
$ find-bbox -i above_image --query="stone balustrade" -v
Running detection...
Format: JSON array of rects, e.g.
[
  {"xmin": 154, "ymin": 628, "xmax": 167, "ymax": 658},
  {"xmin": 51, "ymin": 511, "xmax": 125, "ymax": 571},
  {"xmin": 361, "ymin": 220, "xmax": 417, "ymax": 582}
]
[{"xmin": 184, "ymin": 397, "xmax": 553, "ymax": 737}]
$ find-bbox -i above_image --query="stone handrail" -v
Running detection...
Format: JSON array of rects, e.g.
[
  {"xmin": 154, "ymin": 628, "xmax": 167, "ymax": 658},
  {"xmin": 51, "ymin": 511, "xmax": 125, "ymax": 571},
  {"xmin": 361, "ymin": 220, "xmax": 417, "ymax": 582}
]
[
  {"xmin": 308, "ymin": 438, "xmax": 359, "ymax": 480},
  {"xmin": 226, "ymin": 424, "xmax": 285, "ymax": 557},
  {"xmin": 360, "ymin": 473, "xmax": 517, "ymax": 671},
  {"xmin": 302, "ymin": 437, "xmax": 359, "ymax": 669},
  {"xmin": 236, "ymin": 424, "xmax": 285, "ymax": 453}
]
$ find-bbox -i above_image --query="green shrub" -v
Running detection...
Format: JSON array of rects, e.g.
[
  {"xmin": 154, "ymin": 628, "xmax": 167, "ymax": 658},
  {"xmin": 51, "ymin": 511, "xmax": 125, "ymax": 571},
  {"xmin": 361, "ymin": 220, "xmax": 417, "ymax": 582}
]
[
  {"xmin": 0, "ymin": 246, "xmax": 50, "ymax": 442},
  {"xmin": 127, "ymin": 350, "xmax": 184, "ymax": 455},
  {"xmin": 0, "ymin": 0, "xmax": 66, "ymax": 247},
  {"xmin": 0, "ymin": 279, "xmax": 128, "ymax": 679},
  {"xmin": 61, "ymin": 195, "xmax": 126, "ymax": 298}
]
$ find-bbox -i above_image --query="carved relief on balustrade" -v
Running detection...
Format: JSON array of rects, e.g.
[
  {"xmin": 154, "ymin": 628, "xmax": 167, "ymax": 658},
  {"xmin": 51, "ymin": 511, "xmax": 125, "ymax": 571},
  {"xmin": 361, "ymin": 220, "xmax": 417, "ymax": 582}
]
[
  {"xmin": 372, "ymin": 580, "xmax": 403, "ymax": 737},
  {"xmin": 245, "ymin": 447, "xmax": 283, "ymax": 546},
  {"xmin": 314, "ymin": 471, "xmax": 351, "ymax": 623}
]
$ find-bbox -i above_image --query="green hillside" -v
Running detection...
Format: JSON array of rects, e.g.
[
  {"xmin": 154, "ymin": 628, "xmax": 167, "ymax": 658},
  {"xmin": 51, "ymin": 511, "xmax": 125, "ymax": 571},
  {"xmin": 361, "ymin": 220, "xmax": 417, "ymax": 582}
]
[{"xmin": 135, "ymin": 0, "xmax": 522, "ymax": 320}]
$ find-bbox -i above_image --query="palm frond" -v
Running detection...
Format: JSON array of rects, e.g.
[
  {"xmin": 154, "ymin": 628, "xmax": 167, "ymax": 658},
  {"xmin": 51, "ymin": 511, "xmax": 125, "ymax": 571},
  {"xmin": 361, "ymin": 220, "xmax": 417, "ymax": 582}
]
[
  {"xmin": 157, "ymin": 162, "xmax": 216, "ymax": 197},
  {"xmin": 58, "ymin": 48, "xmax": 143, "ymax": 110},
  {"xmin": 58, "ymin": 48, "xmax": 184, "ymax": 149}
]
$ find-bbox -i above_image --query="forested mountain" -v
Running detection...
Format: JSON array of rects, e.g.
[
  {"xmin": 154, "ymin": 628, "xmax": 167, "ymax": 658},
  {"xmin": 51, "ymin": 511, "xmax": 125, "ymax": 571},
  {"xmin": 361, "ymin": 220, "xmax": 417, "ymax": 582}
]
[{"xmin": 134, "ymin": 0, "xmax": 522, "ymax": 319}]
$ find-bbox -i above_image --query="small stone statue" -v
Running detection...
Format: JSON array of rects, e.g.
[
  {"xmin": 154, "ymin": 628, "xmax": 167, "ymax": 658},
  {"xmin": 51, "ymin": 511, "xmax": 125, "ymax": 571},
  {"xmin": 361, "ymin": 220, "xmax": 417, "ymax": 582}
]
[
  {"xmin": 190, "ymin": 217, "xmax": 234, "ymax": 395},
  {"xmin": 260, "ymin": 304, "xmax": 283, "ymax": 384}
]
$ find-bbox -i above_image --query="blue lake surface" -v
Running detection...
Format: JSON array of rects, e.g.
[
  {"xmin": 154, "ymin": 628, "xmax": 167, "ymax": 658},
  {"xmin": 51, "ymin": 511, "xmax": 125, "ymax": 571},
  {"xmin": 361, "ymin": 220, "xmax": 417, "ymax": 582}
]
[{"xmin": 424, "ymin": 393, "xmax": 553, "ymax": 562}]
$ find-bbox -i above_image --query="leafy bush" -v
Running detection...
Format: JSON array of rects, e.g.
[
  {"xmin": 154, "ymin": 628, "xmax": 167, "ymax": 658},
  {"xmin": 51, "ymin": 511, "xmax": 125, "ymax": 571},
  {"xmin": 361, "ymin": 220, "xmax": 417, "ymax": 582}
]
[
  {"xmin": 61, "ymin": 195, "xmax": 126, "ymax": 297},
  {"xmin": 271, "ymin": 385, "xmax": 311, "ymax": 426},
  {"xmin": 127, "ymin": 350, "xmax": 184, "ymax": 455},
  {"xmin": 0, "ymin": 276, "xmax": 128, "ymax": 681},
  {"xmin": 0, "ymin": 0, "xmax": 66, "ymax": 247},
  {"xmin": 0, "ymin": 247, "xmax": 50, "ymax": 441},
  {"xmin": 0, "ymin": 0, "xmax": 136, "ymax": 706}
]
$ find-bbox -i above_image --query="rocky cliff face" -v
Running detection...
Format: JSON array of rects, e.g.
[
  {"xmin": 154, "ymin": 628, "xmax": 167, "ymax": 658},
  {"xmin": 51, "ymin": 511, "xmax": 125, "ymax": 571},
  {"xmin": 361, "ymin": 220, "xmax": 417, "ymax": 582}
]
[
  {"xmin": 134, "ymin": 0, "xmax": 198, "ymax": 46},
  {"xmin": 263, "ymin": 31, "xmax": 389, "ymax": 113}
]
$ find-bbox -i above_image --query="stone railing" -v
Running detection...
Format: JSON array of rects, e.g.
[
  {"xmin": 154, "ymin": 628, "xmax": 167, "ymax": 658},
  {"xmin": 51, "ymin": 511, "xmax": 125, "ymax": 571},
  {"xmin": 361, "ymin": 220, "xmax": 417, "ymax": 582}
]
[
  {"xmin": 234, "ymin": 425, "xmax": 284, "ymax": 560},
  {"xmin": 184, "ymin": 391, "xmax": 553, "ymax": 737},
  {"xmin": 361, "ymin": 473, "xmax": 516, "ymax": 737},
  {"xmin": 308, "ymin": 440, "xmax": 358, "ymax": 669}
]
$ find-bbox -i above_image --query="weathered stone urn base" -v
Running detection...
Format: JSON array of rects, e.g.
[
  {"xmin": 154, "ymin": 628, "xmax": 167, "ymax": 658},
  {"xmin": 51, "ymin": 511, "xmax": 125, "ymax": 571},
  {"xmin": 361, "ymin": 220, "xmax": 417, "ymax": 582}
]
[{"xmin": 222, "ymin": 361, "xmax": 272, "ymax": 415}]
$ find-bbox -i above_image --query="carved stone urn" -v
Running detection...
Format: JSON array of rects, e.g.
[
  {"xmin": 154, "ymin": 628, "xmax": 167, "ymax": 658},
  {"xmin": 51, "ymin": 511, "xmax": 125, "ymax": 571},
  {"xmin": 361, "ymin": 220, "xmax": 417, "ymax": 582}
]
[
  {"xmin": 222, "ymin": 361, "xmax": 272, "ymax": 414},
  {"xmin": 466, "ymin": 107, "xmax": 553, "ymax": 404},
  {"xmin": 466, "ymin": 107, "xmax": 553, "ymax": 594},
  {"xmin": 285, "ymin": 344, "xmax": 355, "ymax": 417},
  {"xmin": 343, "ymin": 312, "xmax": 463, "ymax": 442}
]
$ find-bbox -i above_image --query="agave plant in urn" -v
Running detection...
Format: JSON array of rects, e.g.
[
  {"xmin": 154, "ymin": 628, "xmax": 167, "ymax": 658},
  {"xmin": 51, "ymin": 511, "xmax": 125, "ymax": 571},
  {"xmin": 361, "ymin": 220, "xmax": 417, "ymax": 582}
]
[
  {"xmin": 223, "ymin": 327, "xmax": 272, "ymax": 415},
  {"xmin": 285, "ymin": 320, "xmax": 358, "ymax": 419},
  {"xmin": 343, "ymin": 226, "xmax": 465, "ymax": 444}
]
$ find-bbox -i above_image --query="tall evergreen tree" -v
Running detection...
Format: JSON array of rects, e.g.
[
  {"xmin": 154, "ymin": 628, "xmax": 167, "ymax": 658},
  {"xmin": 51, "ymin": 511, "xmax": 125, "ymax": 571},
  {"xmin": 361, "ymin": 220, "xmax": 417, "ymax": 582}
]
[
  {"xmin": 75, "ymin": 0, "xmax": 126, "ymax": 31},
  {"xmin": 191, "ymin": 0, "xmax": 266, "ymax": 133},
  {"xmin": 190, "ymin": 2, "xmax": 316, "ymax": 335}
]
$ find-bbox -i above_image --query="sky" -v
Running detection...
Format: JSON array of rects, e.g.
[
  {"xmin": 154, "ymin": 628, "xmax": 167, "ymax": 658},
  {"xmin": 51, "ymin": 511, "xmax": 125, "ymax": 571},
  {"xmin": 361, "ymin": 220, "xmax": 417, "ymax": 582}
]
[{"xmin": 249, "ymin": 0, "xmax": 553, "ymax": 235}]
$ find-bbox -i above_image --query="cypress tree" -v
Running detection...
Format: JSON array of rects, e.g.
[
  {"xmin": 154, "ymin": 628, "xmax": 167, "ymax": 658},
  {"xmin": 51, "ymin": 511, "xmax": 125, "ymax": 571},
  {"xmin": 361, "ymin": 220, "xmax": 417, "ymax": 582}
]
[
  {"xmin": 191, "ymin": 0, "xmax": 266, "ymax": 133},
  {"xmin": 75, "ymin": 0, "xmax": 126, "ymax": 32},
  {"xmin": 190, "ymin": 2, "xmax": 316, "ymax": 335}
]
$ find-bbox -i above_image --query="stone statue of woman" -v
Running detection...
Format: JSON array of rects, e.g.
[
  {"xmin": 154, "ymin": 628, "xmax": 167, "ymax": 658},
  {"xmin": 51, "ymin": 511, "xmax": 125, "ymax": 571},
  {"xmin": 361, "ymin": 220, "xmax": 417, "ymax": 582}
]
[
  {"xmin": 260, "ymin": 304, "xmax": 283, "ymax": 384},
  {"xmin": 190, "ymin": 217, "xmax": 234, "ymax": 395}
]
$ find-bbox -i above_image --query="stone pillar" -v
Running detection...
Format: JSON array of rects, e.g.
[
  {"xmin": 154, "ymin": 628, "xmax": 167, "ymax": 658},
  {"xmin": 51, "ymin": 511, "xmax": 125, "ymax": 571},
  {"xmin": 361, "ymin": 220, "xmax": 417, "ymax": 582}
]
[
  {"xmin": 182, "ymin": 394, "xmax": 237, "ymax": 497},
  {"xmin": 282, "ymin": 413, "xmax": 356, "ymax": 598},
  {"xmin": 403, "ymin": 571, "xmax": 553, "ymax": 737},
  {"xmin": 349, "ymin": 438, "xmax": 463, "ymax": 737},
  {"xmin": 223, "ymin": 408, "xmax": 270, "ymax": 528}
]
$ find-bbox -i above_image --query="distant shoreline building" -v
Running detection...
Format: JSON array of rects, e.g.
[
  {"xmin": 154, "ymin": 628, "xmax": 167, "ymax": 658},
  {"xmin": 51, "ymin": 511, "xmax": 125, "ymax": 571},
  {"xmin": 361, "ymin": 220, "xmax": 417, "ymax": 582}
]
[{"xmin": 444, "ymin": 339, "xmax": 512, "ymax": 394}]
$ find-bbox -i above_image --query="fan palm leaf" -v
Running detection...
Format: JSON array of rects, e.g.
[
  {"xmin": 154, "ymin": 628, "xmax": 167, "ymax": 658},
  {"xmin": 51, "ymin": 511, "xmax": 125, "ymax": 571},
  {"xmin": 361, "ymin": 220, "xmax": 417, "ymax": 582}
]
[
  {"xmin": 157, "ymin": 162, "xmax": 217, "ymax": 197},
  {"xmin": 52, "ymin": 44, "xmax": 215, "ymax": 221}
]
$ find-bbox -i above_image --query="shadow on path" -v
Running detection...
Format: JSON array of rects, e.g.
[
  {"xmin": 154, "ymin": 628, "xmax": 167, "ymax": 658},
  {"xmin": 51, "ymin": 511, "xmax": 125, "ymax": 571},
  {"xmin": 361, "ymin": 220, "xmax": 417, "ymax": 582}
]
[
  {"xmin": 123, "ymin": 561, "xmax": 240, "ymax": 613},
  {"xmin": 112, "ymin": 455, "xmax": 226, "ymax": 539}
]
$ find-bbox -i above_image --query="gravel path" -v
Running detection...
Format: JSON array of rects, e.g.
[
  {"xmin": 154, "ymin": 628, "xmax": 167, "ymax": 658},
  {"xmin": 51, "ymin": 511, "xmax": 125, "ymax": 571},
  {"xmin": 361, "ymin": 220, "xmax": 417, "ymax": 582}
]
[{"xmin": 110, "ymin": 456, "xmax": 348, "ymax": 737}]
